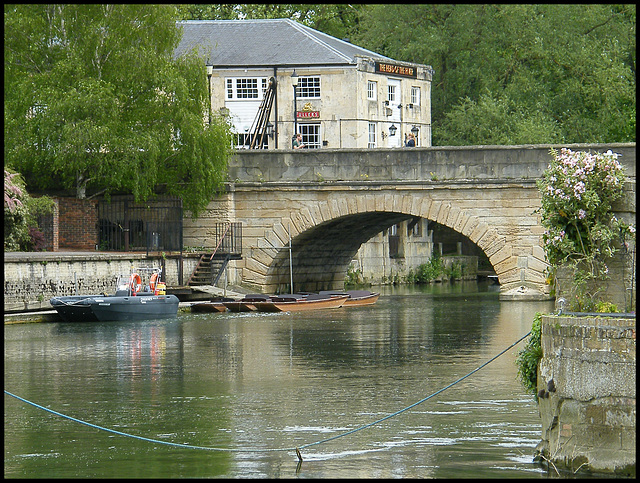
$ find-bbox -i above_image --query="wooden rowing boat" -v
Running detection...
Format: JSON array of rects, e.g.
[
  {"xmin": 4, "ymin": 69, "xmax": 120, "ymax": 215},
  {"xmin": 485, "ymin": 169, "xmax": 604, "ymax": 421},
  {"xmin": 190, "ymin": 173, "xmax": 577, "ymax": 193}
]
[
  {"xmin": 223, "ymin": 294, "xmax": 271, "ymax": 312},
  {"xmin": 319, "ymin": 290, "xmax": 380, "ymax": 306},
  {"xmin": 253, "ymin": 293, "xmax": 349, "ymax": 312},
  {"xmin": 190, "ymin": 301, "xmax": 229, "ymax": 313},
  {"xmin": 343, "ymin": 290, "xmax": 380, "ymax": 306}
]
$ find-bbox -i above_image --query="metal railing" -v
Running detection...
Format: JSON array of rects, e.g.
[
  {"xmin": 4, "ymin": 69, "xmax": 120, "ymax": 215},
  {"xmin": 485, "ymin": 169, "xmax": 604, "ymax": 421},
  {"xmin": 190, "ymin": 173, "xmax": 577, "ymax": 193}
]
[
  {"xmin": 211, "ymin": 222, "xmax": 242, "ymax": 256},
  {"xmin": 97, "ymin": 196, "xmax": 183, "ymax": 252}
]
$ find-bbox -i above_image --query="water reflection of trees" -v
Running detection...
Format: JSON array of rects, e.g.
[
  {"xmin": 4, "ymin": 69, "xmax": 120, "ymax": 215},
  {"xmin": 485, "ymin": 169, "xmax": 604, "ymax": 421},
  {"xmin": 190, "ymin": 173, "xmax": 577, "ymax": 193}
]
[{"xmin": 272, "ymin": 291, "xmax": 501, "ymax": 369}]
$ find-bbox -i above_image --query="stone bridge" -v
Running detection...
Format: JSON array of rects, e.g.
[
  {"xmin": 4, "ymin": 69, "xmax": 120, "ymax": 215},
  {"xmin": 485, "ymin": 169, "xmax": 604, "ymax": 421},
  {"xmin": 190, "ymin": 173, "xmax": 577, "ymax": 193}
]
[{"xmin": 183, "ymin": 143, "xmax": 635, "ymax": 300}]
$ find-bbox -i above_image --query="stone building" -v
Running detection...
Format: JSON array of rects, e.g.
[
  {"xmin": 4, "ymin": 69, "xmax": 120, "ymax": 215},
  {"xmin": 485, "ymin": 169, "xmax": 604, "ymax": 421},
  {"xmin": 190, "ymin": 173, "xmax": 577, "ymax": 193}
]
[{"xmin": 175, "ymin": 19, "xmax": 433, "ymax": 150}]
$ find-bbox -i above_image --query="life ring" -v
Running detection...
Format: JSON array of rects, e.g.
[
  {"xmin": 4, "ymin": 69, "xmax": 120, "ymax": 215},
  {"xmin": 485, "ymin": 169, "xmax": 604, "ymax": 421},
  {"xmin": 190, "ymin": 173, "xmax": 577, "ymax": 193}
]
[
  {"xmin": 149, "ymin": 273, "xmax": 159, "ymax": 293},
  {"xmin": 129, "ymin": 273, "xmax": 142, "ymax": 293}
]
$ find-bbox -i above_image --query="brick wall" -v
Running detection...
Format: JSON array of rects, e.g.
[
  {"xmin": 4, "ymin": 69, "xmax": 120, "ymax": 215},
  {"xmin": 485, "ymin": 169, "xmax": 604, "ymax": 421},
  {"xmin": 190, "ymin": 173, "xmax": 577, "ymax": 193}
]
[
  {"xmin": 39, "ymin": 199, "xmax": 59, "ymax": 252},
  {"xmin": 55, "ymin": 197, "xmax": 98, "ymax": 250}
]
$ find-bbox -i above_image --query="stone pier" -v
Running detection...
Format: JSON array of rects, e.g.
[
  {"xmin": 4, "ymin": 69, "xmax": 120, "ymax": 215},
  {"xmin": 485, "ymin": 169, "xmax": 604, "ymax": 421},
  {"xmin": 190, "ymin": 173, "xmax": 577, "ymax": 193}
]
[{"xmin": 535, "ymin": 314, "xmax": 636, "ymax": 477}]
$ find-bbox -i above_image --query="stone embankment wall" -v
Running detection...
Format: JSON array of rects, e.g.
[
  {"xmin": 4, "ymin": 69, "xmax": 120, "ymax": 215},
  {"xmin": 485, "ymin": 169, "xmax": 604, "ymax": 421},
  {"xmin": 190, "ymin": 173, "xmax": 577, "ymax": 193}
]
[
  {"xmin": 3, "ymin": 252, "xmax": 200, "ymax": 313},
  {"xmin": 536, "ymin": 314, "xmax": 636, "ymax": 477}
]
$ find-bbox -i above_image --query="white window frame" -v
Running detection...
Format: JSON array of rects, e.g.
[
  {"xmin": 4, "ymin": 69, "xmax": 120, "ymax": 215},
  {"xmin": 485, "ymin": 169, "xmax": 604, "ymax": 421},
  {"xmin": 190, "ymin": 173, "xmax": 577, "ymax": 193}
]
[
  {"xmin": 226, "ymin": 77, "xmax": 268, "ymax": 100},
  {"xmin": 367, "ymin": 81, "xmax": 377, "ymax": 100},
  {"xmin": 411, "ymin": 86, "xmax": 421, "ymax": 106},
  {"xmin": 234, "ymin": 132, "xmax": 267, "ymax": 149},
  {"xmin": 298, "ymin": 123, "xmax": 321, "ymax": 149},
  {"xmin": 388, "ymin": 84, "xmax": 396, "ymax": 102},
  {"xmin": 368, "ymin": 122, "xmax": 377, "ymax": 148},
  {"xmin": 296, "ymin": 76, "xmax": 321, "ymax": 99}
]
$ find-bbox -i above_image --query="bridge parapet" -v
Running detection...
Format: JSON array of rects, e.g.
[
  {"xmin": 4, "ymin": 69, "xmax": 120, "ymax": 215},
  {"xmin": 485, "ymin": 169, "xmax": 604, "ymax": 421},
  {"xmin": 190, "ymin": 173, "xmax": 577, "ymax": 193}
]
[
  {"xmin": 228, "ymin": 143, "xmax": 635, "ymax": 184},
  {"xmin": 186, "ymin": 143, "xmax": 635, "ymax": 299}
]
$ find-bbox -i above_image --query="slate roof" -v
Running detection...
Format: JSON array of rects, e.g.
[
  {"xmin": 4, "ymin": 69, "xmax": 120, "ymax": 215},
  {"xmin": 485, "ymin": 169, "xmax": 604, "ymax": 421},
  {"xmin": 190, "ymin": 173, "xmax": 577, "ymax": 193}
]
[{"xmin": 175, "ymin": 18, "xmax": 394, "ymax": 67}]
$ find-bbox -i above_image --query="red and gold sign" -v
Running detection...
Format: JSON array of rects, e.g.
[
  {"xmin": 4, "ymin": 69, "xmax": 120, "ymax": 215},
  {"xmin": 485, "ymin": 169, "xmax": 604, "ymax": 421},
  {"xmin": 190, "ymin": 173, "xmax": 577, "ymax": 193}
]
[
  {"xmin": 375, "ymin": 62, "xmax": 416, "ymax": 78},
  {"xmin": 296, "ymin": 111, "xmax": 320, "ymax": 118}
]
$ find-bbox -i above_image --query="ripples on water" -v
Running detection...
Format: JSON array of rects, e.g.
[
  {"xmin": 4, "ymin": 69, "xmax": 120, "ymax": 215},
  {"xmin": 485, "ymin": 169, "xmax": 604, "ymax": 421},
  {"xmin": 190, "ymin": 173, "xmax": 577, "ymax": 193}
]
[{"xmin": 4, "ymin": 282, "xmax": 557, "ymax": 478}]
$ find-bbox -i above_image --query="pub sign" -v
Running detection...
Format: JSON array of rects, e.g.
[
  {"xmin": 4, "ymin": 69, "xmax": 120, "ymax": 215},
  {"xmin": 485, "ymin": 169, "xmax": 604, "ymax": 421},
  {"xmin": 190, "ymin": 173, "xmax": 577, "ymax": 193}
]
[{"xmin": 375, "ymin": 61, "xmax": 417, "ymax": 79}]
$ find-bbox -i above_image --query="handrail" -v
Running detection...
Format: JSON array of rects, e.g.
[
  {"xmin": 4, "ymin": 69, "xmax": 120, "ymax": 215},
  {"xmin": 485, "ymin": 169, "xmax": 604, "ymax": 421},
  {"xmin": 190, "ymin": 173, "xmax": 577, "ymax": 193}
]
[{"xmin": 209, "ymin": 223, "xmax": 232, "ymax": 261}]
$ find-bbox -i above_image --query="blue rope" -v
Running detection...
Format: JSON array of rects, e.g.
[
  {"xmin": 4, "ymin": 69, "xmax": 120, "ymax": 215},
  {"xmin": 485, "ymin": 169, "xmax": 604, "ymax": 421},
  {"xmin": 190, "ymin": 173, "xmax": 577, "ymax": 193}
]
[{"xmin": 5, "ymin": 330, "xmax": 531, "ymax": 458}]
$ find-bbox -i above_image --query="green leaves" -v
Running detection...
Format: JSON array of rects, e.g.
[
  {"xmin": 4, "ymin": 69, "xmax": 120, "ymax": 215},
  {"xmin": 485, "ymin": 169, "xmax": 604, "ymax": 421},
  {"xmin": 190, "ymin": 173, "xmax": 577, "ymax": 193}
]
[
  {"xmin": 5, "ymin": 4, "xmax": 232, "ymax": 216},
  {"xmin": 537, "ymin": 148, "xmax": 630, "ymax": 267},
  {"xmin": 350, "ymin": 4, "xmax": 635, "ymax": 145},
  {"xmin": 516, "ymin": 312, "xmax": 543, "ymax": 398}
]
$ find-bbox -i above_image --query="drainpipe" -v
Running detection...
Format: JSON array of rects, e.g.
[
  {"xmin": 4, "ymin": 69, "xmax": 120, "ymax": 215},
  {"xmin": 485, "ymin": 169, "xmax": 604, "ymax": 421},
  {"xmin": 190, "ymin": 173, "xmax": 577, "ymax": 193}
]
[{"xmin": 273, "ymin": 67, "xmax": 278, "ymax": 149}]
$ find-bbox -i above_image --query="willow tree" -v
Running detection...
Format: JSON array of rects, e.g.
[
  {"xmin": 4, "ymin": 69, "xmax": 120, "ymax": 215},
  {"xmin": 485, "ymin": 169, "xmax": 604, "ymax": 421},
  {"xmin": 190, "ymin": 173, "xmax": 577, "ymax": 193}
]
[{"xmin": 4, "ymin": 4, "xmax": 232, "ymax": 216}]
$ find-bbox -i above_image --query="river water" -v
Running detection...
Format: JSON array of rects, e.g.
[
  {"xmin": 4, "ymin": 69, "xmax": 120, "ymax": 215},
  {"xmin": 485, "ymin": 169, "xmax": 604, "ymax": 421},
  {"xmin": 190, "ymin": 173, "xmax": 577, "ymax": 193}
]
[{"xmin": 5, "ymin": 282, "xmax": 556, "ymax": 479}]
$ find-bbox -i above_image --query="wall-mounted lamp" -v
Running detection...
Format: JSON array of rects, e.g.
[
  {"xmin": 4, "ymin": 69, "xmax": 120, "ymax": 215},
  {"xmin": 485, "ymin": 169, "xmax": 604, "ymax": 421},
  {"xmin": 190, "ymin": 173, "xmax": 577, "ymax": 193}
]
[
  {"xmin": 411, "ymin": 125, "xmax": 419, "ymax": 136},
  {"xmin": 266, "ymin": 121, "xmax": 274, "ymax": 139},
  {"xmin": 389, "ymin": 124, "xmax": 397, "ymax": 137}
]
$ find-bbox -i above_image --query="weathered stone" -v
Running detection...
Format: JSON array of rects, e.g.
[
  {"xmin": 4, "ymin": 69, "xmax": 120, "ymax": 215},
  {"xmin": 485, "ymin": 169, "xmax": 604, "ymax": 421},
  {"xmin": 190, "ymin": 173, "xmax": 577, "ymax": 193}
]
[{"xmin": 536, "ymin": 315, "xmax": 636, "ymax": 477}]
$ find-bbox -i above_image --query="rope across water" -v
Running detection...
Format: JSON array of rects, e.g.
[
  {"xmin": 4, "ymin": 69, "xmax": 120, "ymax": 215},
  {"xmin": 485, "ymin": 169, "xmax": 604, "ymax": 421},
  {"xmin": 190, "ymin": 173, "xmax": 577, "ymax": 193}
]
[{"xmin": 5, "ymin": 330, "xmax": 531, "ymax": 460}]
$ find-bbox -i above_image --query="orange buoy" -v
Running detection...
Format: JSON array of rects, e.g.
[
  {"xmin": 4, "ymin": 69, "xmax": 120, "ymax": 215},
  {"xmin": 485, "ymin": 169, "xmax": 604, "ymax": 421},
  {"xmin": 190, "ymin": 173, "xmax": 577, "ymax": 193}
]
[
  {"xmin": 149, "ymin": 273, "xmax": 159, "ymax": 293},
  {"xmin": 129, "ymin": 273, "xmax": 142, "ymax": 294}
]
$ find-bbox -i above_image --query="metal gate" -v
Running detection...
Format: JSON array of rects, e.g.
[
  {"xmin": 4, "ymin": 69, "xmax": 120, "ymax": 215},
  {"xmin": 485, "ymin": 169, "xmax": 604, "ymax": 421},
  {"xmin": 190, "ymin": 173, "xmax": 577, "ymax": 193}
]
[{"xmin": 98, "ymin": 195, "xmax": 183, "ymax": 252}]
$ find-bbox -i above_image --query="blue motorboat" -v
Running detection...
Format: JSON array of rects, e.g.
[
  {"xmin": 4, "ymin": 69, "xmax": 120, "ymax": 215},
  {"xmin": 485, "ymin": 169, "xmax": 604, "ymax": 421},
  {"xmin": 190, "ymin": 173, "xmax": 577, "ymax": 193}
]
[{"xmin": 50, "ymin": 268, "xmax": 179, "ymax": 322}]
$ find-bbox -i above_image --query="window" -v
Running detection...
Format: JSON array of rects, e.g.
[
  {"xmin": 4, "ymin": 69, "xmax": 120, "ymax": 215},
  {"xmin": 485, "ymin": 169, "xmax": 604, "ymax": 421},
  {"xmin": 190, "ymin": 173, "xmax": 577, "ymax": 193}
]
[
  {"xmin": 408, "ymin": 218, "xmax": 422, "ymax": 237},
  {"xmin": 411, "ymin": 86, "xmax": 420, "ymax": 106},
  {"xmin": 388, "ymin": 84, "xmax": 396, "ymax": 102},
  {"xmin": 234, "ymin": 133, "xmax": 267, "ymax": 149},
  {"xmin": 296, "ymin": 76, "xmax": 320, "ymax": 98},
  {"xmin": 226, "ymin": 78, "xmax": 268, "ymax": 100},
  {"xmin": 388, "ymin": 224, "xmax": 402, "ymax": 258},
  {"xmin": 368, "ymin": 123, "xmax": 377, "ymax": 148},
  {"xmin": 298, "ymin": 123, "xmax": 321, "ymax": 149},
  {"xmin": 367, "ymin": 81, "xmax": 377, "ymax": 100}
]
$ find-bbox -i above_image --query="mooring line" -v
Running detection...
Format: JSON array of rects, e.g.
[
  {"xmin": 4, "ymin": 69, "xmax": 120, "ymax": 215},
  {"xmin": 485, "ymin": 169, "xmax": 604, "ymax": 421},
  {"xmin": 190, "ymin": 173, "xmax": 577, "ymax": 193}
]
[{"xmin": 5, "ymin": 330, "xmax": 531, "ymax": 459}]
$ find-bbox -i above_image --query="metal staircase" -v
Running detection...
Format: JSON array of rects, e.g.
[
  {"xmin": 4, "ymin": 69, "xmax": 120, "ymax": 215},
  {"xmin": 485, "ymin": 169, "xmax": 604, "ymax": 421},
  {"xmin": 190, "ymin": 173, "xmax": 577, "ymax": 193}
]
[
  {"xmin": 187, "ymin": 222, "xmax": 242, "ymax": 287},
  {"xmin": 249, "ymin": 76, "xmax": 276, "ymax": 149}
]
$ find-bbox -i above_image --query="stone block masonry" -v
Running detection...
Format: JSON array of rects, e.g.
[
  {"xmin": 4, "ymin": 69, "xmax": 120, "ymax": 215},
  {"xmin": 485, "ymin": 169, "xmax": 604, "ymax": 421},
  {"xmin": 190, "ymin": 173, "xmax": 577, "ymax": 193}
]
[
  {"xmin": 536, "ymin": 314, "xmax": 636, "ymax": 477},
  {"xmin": 3, "ymin": 252, "xmax": 200, "ymax": 313}
]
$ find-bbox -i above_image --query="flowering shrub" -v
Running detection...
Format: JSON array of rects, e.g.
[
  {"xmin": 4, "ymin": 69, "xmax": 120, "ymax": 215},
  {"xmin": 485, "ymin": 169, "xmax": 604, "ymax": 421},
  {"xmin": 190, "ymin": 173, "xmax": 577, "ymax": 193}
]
[
  {"xmin": 538, "ymin": 148, "xmax": 632, "ymax": 265},
  {"xmin": 4, "ymin": 169, "xmax": 24, "ymax": 213},
  {"xmin": 537, "ymin": 148, "xmax": 635, "ymax": 310},
  {"xmin": 4, "ymin": 169, "xmax": 54, "ymax": 251}
]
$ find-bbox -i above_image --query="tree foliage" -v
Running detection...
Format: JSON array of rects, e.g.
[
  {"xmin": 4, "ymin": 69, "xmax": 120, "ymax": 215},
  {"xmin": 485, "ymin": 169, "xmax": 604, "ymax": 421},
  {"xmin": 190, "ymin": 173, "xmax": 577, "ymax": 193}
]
[
  {"xmin": 175, "ymin": 4, "xmax": 635, "ymax": 146},
  {"xmin": 536, "ymin": 148, "xmax": 635, "ymax": 311},
  {"xmin": 347, "ymin": 4, "xmax": 636, "ymax": 145},
  {"xmin": 4, "ymin": 4, "xmax": 232, "ymax": 216},
  {"xmin": 4, "ymin": 168, "xmax": 55, "ymax": 251}
]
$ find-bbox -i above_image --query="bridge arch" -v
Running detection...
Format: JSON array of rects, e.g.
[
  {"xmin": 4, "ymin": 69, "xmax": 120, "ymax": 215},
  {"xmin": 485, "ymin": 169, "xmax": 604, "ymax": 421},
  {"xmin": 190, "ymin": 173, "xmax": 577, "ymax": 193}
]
[
  {"xmin": 242, "ymin": 192, "xmax": 549, "ymax": 299},
  {"xmin": 184, "ymin": 143, "xmax": 633, "ymax": 301}
]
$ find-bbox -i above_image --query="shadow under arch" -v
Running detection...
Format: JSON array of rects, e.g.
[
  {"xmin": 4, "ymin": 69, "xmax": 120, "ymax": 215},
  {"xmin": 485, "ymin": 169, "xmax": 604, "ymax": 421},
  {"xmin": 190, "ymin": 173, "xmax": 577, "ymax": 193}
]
[
  {"xmin": 266, "ymin": 211, "xmax": 415, "ymax": 293},
  {"xmin": 250, "ymin": 194, "xmax": 549, "ymax": 298}
]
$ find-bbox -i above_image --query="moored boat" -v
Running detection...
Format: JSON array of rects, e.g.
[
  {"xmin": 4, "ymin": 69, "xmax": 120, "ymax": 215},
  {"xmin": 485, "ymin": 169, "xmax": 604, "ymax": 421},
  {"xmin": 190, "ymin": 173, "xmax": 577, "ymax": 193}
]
[
  {"xmin": 319, "ymin": 290, "xmax": 380, "ymax": 306},
  {"xmin": 223, "ymin": 294, "xmax": 272, "ymax": 312},
  {"xmin": 50, "ymin": 268, "xmax": 179, "ymax": 322},
  {"xmin": 191, "ymin": 298, "xmax": 234, "ymax": 313},
  {"xmin": 49, "ymin": 295, "xmax": 100, "ymax": 322},
  {"xmin": 253, "ymin": 293, "xmax": 349, "ymax": 312}
]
